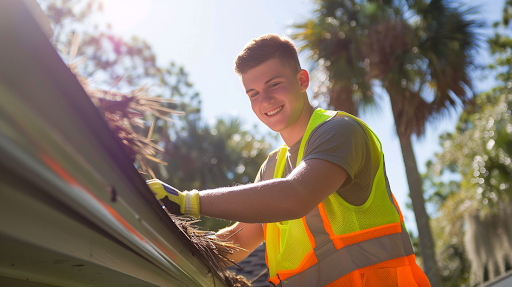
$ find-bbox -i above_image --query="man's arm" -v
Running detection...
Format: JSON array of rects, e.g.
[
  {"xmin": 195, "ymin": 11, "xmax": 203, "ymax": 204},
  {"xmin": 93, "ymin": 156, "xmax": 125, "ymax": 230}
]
[
  {"xmin": 216, "ymin": 222, "xmax": 264, "ymax": 263},
  {"xmin": 200, "ymin": 158, "xmax": 348, "ymax": 223}
]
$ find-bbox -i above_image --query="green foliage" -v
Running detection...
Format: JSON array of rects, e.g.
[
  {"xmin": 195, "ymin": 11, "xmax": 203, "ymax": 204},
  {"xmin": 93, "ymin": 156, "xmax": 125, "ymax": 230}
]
[
  {"xmin": 426, "ymin": 86, "xmax": 512, "ymax": 286},
  {"xmin": 503, "ymin": 0, "xmax": 512, "ymax": 27},
  {"xmin": 425, "ymin": 13, "xmax": 512, "ymax": 284},
  {"xmin": 38, "ymin": 0, "xmax": 201, "ymax": 116},
  {"xmin": 151, "ymin": 117, "xmax": 271, "ymax": 231},
  {"xmin": 488, "ymin": 34, "xmax": 512, "ymax": 84},
  {"xmin": 430, "ymin": 86, "xmax": 512, "ymax": 218},
  {"xmin": 159, "ymin": 118, "xmax": 270, "ymax": 191}
]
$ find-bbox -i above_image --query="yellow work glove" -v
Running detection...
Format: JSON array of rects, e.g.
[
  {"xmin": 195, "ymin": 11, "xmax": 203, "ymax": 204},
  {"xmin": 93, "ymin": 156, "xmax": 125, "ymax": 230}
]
[{"xmin": 146, "ymin": 179, "xmax": 200, "ymax": 218}]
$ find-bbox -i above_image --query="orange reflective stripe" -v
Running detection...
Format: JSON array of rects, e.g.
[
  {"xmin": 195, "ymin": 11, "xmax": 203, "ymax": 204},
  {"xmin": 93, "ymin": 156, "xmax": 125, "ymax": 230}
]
[
  {"xmin": 268, "ymin": 276, "xmax": 280, "ymax": 286},
  {"xmin": 407, "ymin": 254, "xmax": 431, "ymax": 286},
  {"xmin": 318, "ymin": 202, "xmax": 335, "ymax": 238},
  {"xmin": 325, "ymin": 256, "xmax": 409, "ymax": 287},
  {"xmin": 263, "ymin": 223, "xmax": 268, "ymax": 267},
  {"xmin": 331, "ymin": 222, "xmax": 402, "ymax": 249},
  {"xmin": 324, "ymin": 254, "xmax": 430, "ymax": 287},
  {"xmin": 277, "ymin": 232, "xmax": 411, "ymax": 286},
  {"xmin": 324, "ymin": 271, "xmax": 364, "ymax": 287}
]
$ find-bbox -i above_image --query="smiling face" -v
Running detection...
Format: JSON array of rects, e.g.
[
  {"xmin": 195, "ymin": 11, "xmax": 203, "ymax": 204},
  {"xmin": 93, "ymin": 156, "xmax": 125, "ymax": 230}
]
[{"xmin": 242, "ymin": 58, "xmax": 312, "ymax": 144}]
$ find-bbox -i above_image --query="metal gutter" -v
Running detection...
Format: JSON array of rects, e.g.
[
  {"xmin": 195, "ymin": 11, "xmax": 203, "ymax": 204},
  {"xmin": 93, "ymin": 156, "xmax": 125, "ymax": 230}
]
[{"xmin": 0, "ymin": 1, "xmax": 228, "ymax": 286}]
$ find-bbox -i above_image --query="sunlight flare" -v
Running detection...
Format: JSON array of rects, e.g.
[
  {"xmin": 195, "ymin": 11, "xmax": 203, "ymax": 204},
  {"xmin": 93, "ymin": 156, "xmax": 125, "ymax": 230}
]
[{"xmin": 102, "ymin": 0, "xmax": 151, "ymax": 32}]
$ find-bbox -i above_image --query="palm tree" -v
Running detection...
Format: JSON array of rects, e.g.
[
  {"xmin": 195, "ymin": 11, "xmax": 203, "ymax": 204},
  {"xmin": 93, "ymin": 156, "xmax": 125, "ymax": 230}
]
[
  {"xmin": 292, "ymin": 0, "xmax": 387, "ymax": 116},
  {"xmin": 371, "ymin": 2, "xmax": 480, "ymax": 285},
  {"xmin": 292, "ymin": 1, "xmax": 481, "ymax": 286}
]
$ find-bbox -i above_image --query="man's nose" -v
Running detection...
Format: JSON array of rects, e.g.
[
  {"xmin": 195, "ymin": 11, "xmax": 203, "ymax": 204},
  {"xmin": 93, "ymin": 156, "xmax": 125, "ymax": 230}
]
[{"xmin": 261, "ymin": 91, "xmax": 275, "ymax": 105}]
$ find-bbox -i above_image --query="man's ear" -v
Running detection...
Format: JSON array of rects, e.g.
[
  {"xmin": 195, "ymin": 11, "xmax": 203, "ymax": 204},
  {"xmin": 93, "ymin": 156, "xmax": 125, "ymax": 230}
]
[{"xmin": 298, "ymin": 69, "xmax": 309, "ymax": 92}]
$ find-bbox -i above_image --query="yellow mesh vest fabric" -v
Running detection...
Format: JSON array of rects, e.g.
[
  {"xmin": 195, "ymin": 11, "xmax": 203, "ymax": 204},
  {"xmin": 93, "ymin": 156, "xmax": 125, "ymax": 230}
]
[
  {"xmin": 265, "ymin": 220, "xmax": 280, "ymax": 278},
  {"xmin": 275, "ymin": 219, "xmax": 313, "ymax": 271},
  {"xmin": 322, "ymin": 164, "xmax": 400, "ymax": 234},
  {"xmin": 267, "ymin": 147, "xmax": 314, "ymax": 275},
  {"xmin": 264, "ymin": 148, "xmax": 283, "ymax": 278},
  {"xmin": 265, "ymin": 109, "xmax": 400, "ymax": 278},
  {"xmin": 322, "ymin": 112, "xmax": 400, "ymax": 234}
]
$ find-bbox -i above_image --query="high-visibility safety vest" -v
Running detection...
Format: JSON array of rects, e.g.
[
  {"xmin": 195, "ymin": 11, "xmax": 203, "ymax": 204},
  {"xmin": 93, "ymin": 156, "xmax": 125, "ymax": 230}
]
[{"xmin": 263, "ymin": 109, "xmax": 431, "ymax": 286}]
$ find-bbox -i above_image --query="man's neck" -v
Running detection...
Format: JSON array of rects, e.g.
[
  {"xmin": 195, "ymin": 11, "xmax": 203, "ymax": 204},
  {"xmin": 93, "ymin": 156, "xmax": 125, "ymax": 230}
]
[{"xmin": 280, "ymin": 102, "xmax": 315, "ymax": 147}]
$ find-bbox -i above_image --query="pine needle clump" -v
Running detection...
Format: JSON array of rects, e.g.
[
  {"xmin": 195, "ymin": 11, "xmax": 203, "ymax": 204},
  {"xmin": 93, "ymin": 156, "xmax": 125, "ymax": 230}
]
[
  {"xmin": 69, "ymin": 60, "xmax": 182, "ymax": 178},
  {"xmin": 165, "ymin": 212, "xmax": 252, "ymax": 287}
]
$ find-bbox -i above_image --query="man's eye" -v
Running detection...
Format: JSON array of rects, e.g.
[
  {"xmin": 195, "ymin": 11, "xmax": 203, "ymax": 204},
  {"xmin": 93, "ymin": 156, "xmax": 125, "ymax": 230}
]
[
  {"xmin": 270, "ymin": 82, "xmax": 280, "ymax": 88},
  {"xmin": 250, "ymin": 92, "xmax": 259, "ymax": 98}
]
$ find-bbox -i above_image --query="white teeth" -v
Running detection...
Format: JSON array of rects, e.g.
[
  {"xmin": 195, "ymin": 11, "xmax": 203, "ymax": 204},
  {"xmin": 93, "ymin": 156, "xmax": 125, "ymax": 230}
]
[{"xmin": 266, "ymin": 106, "xmax": 282, "ymax": 116}]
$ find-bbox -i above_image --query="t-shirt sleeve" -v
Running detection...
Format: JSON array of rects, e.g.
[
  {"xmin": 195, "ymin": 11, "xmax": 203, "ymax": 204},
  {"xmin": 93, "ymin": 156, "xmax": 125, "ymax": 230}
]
[
  {"xmin": 254, "ymin": 160, "xmax": 265, "ymax": 183},
  {"xmin": 302, "ymin": 116, "xmax": 369, "ymax": 188},
  {"xmin": 254, "ymin": 153, "xmax": 274, "ymax": 183}
]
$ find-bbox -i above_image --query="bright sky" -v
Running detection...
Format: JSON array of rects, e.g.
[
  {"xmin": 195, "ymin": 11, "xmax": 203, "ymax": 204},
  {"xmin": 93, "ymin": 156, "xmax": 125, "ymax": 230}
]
[{"xmin": 103, "ymin": 0, "xmax": 505, "ymax": 234}]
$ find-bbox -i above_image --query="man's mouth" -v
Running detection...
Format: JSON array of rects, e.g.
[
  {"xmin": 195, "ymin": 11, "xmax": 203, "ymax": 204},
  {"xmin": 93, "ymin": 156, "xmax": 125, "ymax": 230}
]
[{"xmin": 265, "ymin": 106, "xmax": 283, "ymax": 116}]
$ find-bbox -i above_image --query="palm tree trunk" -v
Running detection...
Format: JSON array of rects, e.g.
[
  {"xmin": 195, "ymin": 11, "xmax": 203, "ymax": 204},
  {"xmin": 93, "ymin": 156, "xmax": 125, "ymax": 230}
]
[
  {"xmin": 388, "ymin": 95, "xmax": 443, "ymax": 287},
  {"xmin": 329, "ymin": 85, "xmax": 358, "ymax": 117},
  {"xmin": 397, "ymin": 135, "xmax": 443, "ymax": 287}
]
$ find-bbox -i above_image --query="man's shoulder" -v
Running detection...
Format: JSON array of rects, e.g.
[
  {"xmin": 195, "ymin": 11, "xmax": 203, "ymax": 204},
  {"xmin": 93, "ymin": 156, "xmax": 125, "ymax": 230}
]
[
  {"xmin": 267, "ymin": 146, "xmax": 281, "ymax": 157},
  {"xmin": 256, "ymin": 147, "xmax": 281, "ymax": 182},
  {"xmin": 312, "ymin": 113, "xmax": 366, "ymax": 137}
]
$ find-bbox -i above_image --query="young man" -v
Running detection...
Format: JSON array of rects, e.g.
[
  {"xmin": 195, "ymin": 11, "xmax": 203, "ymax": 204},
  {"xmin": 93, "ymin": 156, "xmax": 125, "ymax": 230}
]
[{"xmin": 148, "ymin": 34, "xmax": 430, "ymax": 286}]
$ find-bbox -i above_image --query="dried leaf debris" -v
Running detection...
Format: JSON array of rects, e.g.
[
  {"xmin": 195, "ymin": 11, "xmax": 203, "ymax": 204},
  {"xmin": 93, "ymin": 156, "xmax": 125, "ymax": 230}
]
[
  {"xmin": 164, "ymin": 210, "xmax": 252, "ymax": 287},
  {"xmin": 70, "ymin": 59, "xmax": 181, "ymax": 178}
]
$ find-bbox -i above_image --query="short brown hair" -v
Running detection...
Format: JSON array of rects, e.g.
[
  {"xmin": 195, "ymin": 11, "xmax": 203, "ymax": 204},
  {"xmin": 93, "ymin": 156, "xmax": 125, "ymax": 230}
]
[{"xmin": 234, "ymin": 34, "xmax": 301, "ymax": 75}]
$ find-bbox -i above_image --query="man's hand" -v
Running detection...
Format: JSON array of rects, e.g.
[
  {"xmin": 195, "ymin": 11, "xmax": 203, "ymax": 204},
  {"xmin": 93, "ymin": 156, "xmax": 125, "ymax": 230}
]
[
  {"xmin": 217, "ymin": 222, "xmax": 264, "ymax": 264},
  {"xmin": 146, "ymin": 179, "xmax": 200, "ymax": 218}
]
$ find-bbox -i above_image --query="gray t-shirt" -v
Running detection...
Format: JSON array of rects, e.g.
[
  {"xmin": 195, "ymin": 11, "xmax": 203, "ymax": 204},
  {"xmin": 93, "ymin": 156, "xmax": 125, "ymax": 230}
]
[{"xmin": 255, "ymin": 115, "xmax": 378, "ymax": 206}]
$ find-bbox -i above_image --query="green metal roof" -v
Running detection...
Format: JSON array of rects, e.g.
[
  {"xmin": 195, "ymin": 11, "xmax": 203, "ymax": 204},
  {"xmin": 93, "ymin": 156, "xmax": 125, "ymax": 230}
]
[{"xmin": 0, "ymin": 1, "xmax": 227, "ymax": 286}]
